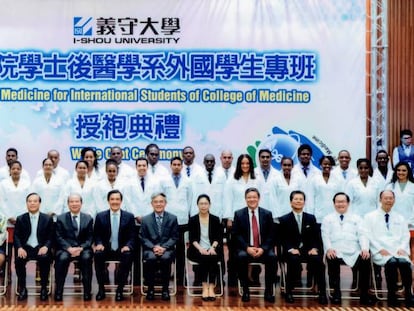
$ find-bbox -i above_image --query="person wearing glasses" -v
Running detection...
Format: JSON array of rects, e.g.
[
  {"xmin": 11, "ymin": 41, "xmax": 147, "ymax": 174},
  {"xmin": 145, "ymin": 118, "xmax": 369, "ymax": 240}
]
[{"xmin": 392, "ymin": 129, "xmax": 414, "ymax": 174}]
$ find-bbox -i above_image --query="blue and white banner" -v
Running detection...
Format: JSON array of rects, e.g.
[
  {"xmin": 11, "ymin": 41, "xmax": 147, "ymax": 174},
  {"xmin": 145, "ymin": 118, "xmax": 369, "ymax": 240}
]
[{"xmin": 0, "ymin": 0, "xmax": 366, "ymax": 175}]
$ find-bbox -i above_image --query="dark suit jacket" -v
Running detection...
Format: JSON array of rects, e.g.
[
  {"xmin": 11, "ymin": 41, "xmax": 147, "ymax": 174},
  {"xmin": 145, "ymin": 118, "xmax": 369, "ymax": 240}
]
[
  {"xmin": 94, "ymin": 209, "xmax": 137, "ymax": 251},
  {"xmin": 232, "ymin": 207, "xmax": 274, "ymax": 252},
  {"xmin": 55, "ymin": 212, "xmax": 93, "ymax": 251},
  {"xmin": 187, "ymin": 213, "xmax": 223, "ymax": 258},
  {"xmin": 140, "ymin": 211, "xmax": 179, "ymax": 251},
  {"xmin": 279, "ymin": 211, "xmax": 321, "ymax": 254},
  {"xmin": 14, "ymin": 212, "xmax": 54, "ymax": 250}
]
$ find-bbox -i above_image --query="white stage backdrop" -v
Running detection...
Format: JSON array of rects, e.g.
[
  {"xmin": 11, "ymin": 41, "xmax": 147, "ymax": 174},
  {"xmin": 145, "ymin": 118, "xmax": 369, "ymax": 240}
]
[{"xmin": 0, "ymin": 0, "xmax": 366, "ymax": 175}]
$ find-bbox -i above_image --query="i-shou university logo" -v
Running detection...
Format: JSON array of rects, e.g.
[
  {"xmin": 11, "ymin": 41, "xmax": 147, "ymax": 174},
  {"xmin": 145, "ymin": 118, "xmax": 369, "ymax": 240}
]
[
  {"xmin": 73, "ymin": 16, "xmax": 181, "ymax": 45},
  {"xmin": 247, "ymin": 126, "xmax": 333, "ymax": 170}
]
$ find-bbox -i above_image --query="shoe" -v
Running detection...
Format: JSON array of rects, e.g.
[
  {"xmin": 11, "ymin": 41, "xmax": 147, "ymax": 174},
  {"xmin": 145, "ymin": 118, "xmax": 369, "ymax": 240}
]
[
  {"xmin": 54, "ymin": 293, "xmax": 63, "ymax": 302},
  {"xmin": 318, "ymin": 293, "xmax": 328, "ymax": 305},
  {"xmin": 96, "ymin": 290, "xmax": 106, "ymax": 301},
  {"xmin": 17, "ymin": 288, "xmax": 28, "ymax": 301},
  {"xmin": 264, "ymin": 292, "xmax": 275, "ymax": 303},
  {"xmin": 161, "ymin": 290, "xmax": 170, "ymax": 301},
  {"xmin": 115, "ymin": 291, "xmax": 124, "ymax": 301},
  {"xmin": 146, "ymin": 289, "xmax": 155, "ymax": 301},
  {"xmin": 202, "ymin": 296, "xmax": 210, "ymax": 301},
  {"xmin": 360, "ymin": 295, "xmax": 375, "ymax": 306},
  {"xmin": 40, "ymin": 288, "xmax": 48, "ymax": 301},
  {"xmin": 208, "ymin": 296, "xmax": 216, "ymax": 301},
  {"xmin": 285, "ymin": 293, "xmax": 295, "ymax": 303},
  {"xmin": 83, "ymin": 293, "xmax": 92, "ymax": 301},
  {"xmin": 388, "ymin": 298, "xmax": 400, "ymax": 307},
  {"xmin": 241, "ymin": 289, "xmax": 250, "ymax": 302},
  {"xmin": 331, "ymin": 291, "xmax": 341, "ymax": 304},
  {"xmin": 406, "ymin": 296, "xmax": 414, "ymax": 307}
]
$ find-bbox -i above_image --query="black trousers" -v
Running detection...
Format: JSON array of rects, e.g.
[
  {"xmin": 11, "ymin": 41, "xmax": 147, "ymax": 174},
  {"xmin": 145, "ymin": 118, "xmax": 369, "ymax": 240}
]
[
  {"xmin": 285, "ymin": 250, "xmax": 326, "ymax": 294},
  {"xmin": 384, "ymin": 257, "xmax": 413, "ymax": 299},
  {"xmin": 327, "ymin": 256, "xmax": 370, "ymax": 297},
  {"xmin": 15, "ymin": 245, "xmax": 51, "ymax": 289},
  {"xmin": 237, "ymin": 248, "xmax": 277, "ymax": 292},
  {"xmin": 54, "ymin": 249, "xmax": 93, "ymax": 294},
  {"xmin": 94, "ymin": 249, "xmax": 133, "ymax": 291},
  {"xmin": 143, "ymin": 249, "xmax": 175, "ymax": 289}
]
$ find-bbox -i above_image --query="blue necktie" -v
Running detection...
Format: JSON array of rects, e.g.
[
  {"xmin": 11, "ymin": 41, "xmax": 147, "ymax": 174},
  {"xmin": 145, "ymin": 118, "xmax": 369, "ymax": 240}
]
[
  {"xmin": 186, "ymin": 166, "xmax": 191, "ymax": 177},
  {"xmin": 111, "ymin": 213, "xmax": 119, "ymax": 250}
]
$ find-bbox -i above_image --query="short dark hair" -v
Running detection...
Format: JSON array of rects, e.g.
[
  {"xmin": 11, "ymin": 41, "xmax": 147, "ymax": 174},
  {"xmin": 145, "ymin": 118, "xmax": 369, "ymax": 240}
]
[
  {"xmin": 145, "ymin": 143, "xmax": 159, "ymax": 155},
  {"xmin": 170, "ymin": 156, "xmax": 182, "ymax": 164},
  {"xmin": 135, "ymin": 157, "xmax": 148, "ymax": 165},
  {"xmin": 26, "ymin": 192, "xmax": 41, "ymax": 203},
  {"xmin": 6, "ymin": 148, "xmax": 18, "ymax": 156},
  {"xmin": 245, "ymin": 187, "xmax": 260, "ymax": 198},
  {"xmin": 107, "ymin": 189, "xmax": 123, "ymax": 201},
  {"xmin": 400, "ymin": 129, "xmax": 413, "ymax": 138},
  {"xmin": 298, "ymin": 144, "xmax": 313, "ymax": 156},
  {"xmin": 333, "ymin": 192, "xmax": 350, "ymax": 203},
  {"xmin": 290, "ymin": 190, "xmax": 306, "ymax": 201},
  {"xmin": 258, "ymin": 149, "xmax": 272, "ymax": 157}
]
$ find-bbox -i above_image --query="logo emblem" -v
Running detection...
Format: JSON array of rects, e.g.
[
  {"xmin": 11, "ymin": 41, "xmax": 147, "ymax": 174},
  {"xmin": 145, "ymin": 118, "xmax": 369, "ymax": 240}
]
[{"xmin": 73, "ymin": 17, "xmax": 93, "ymax": 36}]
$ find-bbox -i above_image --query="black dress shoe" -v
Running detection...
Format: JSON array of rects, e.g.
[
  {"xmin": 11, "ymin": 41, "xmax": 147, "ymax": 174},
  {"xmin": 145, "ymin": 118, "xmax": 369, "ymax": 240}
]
[
  {"xmin": 285, "ymin": 293, "xmax": 295, "ymax": 303},
  {"xmin": 241, "ymin": 290, "xmax": 250, "ymax": 302},
  {"xmin": 331, "ymin": 291, "xmax": 341, "ymax": 305},
  {"xmin": 318, "ymin": 294, "xmax": 328, "ymax": 305},
  {"xmin": 161, "ymin": 290, "xmax": 170, "ymax": 301},
  {"xmin": 54, "ymin": 293, "xmax": 63, "ymax": 302},
  {"xmin": 264, "ymin": 292, "xmax": 275, "ymax": 303},
  {"xmin": 115, "ymin": 291, "xmax": 124, "ymax": 301},
  {"xmin": 406, "ymin": 296, "xmax": 414, "ymax": 307},
  {"xmin": 202, "ymin": 296, "xmax": 210, "ymax": 301},
  {"xmin": 96, "ymin": 290, "xmax": 106, "ymax": 301},
  {"xmin": 360, "ymin": 295, "xmax": 375, "ymax": 306},
  {"xmin": 83, "ymin": 293, "xmax": 92, "ymax": 301},
  {"xmin": 208, "ymin": 296, "xmax": 216, "ymax": 301},
  {"xmin": 17, "ymin": 288, "xmax": 28, "ymax": 301},
  {"xmin": 388, "ymin": 298, "xmax": 400, "ymax": 307},
  {"xmin": 146, "ymin": 290, "xmax": 155, "ymax": 301},
  {"xmin": 40, "ymin": 288, "xmax": 49, "ymax": 301}
]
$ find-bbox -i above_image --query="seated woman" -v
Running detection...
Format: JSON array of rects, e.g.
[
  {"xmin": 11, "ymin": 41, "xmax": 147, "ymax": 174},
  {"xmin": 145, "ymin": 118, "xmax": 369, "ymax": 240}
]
[{"xmin": 187, "ymin": 194, "xmax": 223, "ymax": 301}]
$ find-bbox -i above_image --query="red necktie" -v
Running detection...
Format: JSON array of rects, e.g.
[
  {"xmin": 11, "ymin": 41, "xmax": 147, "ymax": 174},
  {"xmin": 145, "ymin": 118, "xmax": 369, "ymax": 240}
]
[{"xmin": 252, "ymin": 210, "xmax": 260, "ymax": 247}]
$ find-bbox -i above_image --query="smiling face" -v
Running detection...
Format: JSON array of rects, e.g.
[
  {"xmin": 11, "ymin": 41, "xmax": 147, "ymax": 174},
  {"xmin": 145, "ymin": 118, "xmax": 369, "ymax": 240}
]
[
  {"xmin": 83, "ymin": 150, "xmax": 96, "ymax": 169},
  {"xmin": 290, "ymin": 193, "xmax": 305, "ymax": 213},
  {"xmin": 333, "ymin": 194, "xmax": 349, "ymax": 214},
  {"xmin": 245, "ymin": 190, "xmax": 260, "ymax": 210},
  {"xmin": 151, "ymin": 194, "xmax": 167, "ymax": 215}
]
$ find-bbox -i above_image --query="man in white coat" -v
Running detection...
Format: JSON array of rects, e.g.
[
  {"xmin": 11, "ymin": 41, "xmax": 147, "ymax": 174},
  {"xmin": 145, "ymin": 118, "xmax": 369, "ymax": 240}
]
[
  {"xmin": 321, "ymin": 192, "xmax": 372, "ymax": 305},
  {"xmin": 363, "ymin": 190, "xmax": 414, "ymax": 307}
]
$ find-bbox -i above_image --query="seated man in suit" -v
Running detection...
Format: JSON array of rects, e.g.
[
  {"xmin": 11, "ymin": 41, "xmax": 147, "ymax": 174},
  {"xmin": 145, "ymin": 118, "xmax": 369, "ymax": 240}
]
[
  {"xmin": 14, "ymin": 192, "xmax": 53, "ymax": 301},
  {"xmin": 140, "ymin": 192, "xmax": 179, "ymax": 301},
  {"xmin": 94, "ymin": 189, "xmax": 137, "ymax": 301},
  {"xmin": 54, "ymin": 193, "xmax": 94, "ymax": 301},
  {"xmin": 232, "ymin": 187, "xmax": 277, "ymax": 303},
  {"xmin": 321, "ymin": 192, "xmax": 372, "ymax": 305},
  {"xmin": 363, "ymin": 190, "xmax": 414, "ymax": 307},
  {"xmin": 279, "ymin": 190, "xmax": 327, "ymax": 304}
]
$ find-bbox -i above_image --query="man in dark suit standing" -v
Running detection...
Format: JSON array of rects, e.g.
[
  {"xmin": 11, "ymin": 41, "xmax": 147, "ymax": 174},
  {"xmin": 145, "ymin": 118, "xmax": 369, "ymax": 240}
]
[
  {"xmin": 140, "ymin": 192, "xmax": 179, "ymax": 301},
  {"xmin": 94, "ymin": 189, "xmax": 137, "ymax": 301},
  {"xmin": 54, "ymin": 193, "xmax": 94, "ymax": 301},
  {"xmin": 232, "ymin": 187, "xmax": 277, "ymax": 303},
  {"xmin": 279, "ymin": 190, "xmax": 327, "ymax": 304},
  {"xmin": 14, "ymin": 192, "xmax": 53, "ymax": 301}
]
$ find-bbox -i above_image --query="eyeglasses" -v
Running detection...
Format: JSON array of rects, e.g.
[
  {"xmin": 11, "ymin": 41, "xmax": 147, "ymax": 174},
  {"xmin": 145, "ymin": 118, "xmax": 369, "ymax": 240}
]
[
  {"xmin": 403, "ymin": 136, "xmax": 412, "ymax": 139},
  {"xmin": 260, "ymin": 155, "xmax": 271, "ymax": 159}
]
